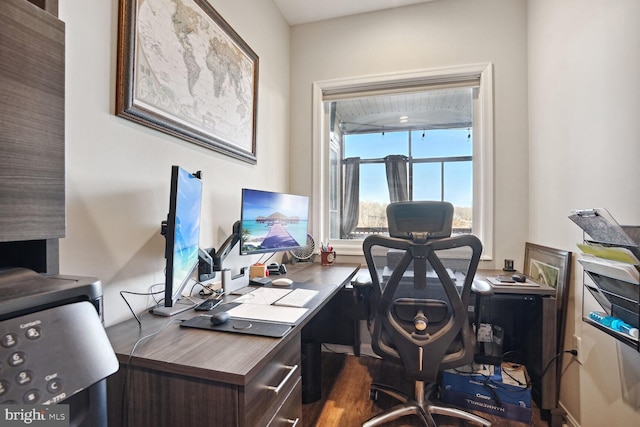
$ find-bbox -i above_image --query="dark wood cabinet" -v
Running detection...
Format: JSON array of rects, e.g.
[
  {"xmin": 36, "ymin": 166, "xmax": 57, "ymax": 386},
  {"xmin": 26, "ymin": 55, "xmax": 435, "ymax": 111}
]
[
  {"xmin": 107, "ymin": 333, "xmax": 302, "ymax": 427},
  {"xmin": 25, "ymin": 0, "xmax": 58, "ymax": 16},
  {"xmin": 0, "ymin": 0, "xmax": 64, "ymax": 272},
  {"xmin": 302, "ymin": 283, "xmax": 368, "ymax": 356}
]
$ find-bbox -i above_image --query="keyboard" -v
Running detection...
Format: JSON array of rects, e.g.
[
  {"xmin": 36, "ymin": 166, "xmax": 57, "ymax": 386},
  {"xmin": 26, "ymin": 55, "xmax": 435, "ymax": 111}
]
[
  {"xmin": 230, "ymin": 286, "xmax": 256, "ymax": 295},
  {"xmin": 273, "ymin": 289, "xmax": 319, "ymax": 307}
]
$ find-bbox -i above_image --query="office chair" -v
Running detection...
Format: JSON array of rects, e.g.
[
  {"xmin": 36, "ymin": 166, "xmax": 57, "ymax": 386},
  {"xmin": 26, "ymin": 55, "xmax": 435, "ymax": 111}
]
[{"xmin": 361, "ymin": 201, "xmax": 491, "ymax": 427}]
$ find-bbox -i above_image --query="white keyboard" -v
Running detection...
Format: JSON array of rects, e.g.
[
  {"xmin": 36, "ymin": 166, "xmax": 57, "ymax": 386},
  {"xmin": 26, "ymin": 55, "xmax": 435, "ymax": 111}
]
[{"xmin": 273, "ymin": 289, "xmax": 319, "ymax": 307}]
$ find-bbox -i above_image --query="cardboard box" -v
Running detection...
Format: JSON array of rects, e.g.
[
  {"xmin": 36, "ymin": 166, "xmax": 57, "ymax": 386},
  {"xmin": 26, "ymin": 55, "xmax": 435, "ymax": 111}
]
[
  {"xmin": 440, "ymin": 363, "xmax": 532, "ymax": 424},
  {"xmin": 249, "ymin": 263, "xmax": 268, "ymax": 279}
]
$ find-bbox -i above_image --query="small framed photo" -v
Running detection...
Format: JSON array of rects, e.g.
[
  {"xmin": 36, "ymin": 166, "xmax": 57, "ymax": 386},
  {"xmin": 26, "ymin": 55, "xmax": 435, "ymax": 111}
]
[{"xmin": 524, "ymin": 242, "xmax": 572, "ymax": 353}]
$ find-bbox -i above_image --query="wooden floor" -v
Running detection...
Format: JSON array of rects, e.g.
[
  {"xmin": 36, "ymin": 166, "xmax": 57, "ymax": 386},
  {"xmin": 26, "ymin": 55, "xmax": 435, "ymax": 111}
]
[{"xmin": 302, "ymin": 352, "xmax": 550, "ymax": 427}]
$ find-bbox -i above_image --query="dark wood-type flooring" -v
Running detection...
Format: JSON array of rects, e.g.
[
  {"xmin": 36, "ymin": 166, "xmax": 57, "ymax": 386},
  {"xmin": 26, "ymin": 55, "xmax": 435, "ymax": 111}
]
[{"xmin": 302, "ymin": 351, "xmax": 550, "ymax": 427}]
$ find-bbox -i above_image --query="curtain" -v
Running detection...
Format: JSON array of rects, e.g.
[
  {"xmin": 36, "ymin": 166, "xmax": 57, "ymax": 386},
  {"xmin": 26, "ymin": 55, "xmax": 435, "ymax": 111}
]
[
  {"xmin": 341, "ymin": 157, "xmax": 360, "ymax": 238},
  {"xmin": 385, "ymin": 155, "xmax": 408, "ymax": 203}
]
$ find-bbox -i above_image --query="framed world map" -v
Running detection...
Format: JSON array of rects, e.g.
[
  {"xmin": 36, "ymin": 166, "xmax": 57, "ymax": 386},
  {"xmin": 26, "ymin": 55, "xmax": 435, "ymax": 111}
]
[{"xmin": 116, "ymin": 0, "xmax": 259, "ymax": 163}]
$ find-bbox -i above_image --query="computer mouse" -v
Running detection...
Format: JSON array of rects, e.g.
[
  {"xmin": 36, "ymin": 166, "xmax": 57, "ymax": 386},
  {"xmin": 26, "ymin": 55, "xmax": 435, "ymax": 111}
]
[
  {"xmin": 209, "ymin": 311, "xmax": 230, "ymax": 325},
  {"xmin": 511, "ymin": 273, "xmax": 527, "ymax": 283},
  {"xmin": 272, "ymin": 278, "xmax": 293, "ymax": 287}
]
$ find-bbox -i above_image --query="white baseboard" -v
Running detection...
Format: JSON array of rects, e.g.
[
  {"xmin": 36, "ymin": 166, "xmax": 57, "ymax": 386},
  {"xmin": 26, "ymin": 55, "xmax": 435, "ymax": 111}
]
[{"xmin": 559, "ymin": 401, "xmax": 580, "ymax": 427}]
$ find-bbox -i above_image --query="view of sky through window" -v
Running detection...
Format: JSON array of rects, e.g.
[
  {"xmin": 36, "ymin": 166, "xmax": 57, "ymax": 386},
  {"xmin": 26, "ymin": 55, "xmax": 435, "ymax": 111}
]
[{"xmin": 344, "ymin": 128, "xmax": 472, "ymax": 207}]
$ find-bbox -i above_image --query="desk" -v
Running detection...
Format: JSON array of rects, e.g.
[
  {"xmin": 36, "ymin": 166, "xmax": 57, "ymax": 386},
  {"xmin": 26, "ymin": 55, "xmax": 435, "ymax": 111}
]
[
  {"xmin": 353, "ymin": 268, "xmax": 560, "ymax": 421},
  {"xmin": 105, "ymin": 263, "xmax": 360, "ymax": 427},
  {"xmin": 473, "ymin": 270, "xmax": 558, "ymax": 417}
]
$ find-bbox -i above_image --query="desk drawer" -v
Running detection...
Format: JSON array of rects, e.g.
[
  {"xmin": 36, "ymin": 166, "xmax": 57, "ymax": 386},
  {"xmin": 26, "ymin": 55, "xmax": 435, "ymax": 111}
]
[
  {"xmin": 268, "ymin": 377, "xmax": 302, "ymax": 427},
  {"xmin": 244, "ymin": 334, "xmax": 301, "ymax": 427}
]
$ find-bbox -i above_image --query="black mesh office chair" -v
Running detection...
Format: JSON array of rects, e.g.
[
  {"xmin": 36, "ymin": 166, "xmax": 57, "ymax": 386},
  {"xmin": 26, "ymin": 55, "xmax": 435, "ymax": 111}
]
[{"xmin": 361, "ymin": 201, "xmax": 491, "ymax": 427}]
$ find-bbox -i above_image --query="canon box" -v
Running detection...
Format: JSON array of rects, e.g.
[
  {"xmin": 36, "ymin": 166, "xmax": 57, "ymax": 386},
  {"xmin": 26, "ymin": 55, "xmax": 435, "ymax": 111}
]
[{"xmin": 440, "ymin": 363, "xmax": 532, "ymax": 424}]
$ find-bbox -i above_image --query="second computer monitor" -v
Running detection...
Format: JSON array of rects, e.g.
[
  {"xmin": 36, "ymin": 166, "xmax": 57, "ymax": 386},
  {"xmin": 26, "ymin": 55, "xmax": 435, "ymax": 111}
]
[{"xmin": 240, "ymin": 188, "xmax": 309, "ymax": 255}]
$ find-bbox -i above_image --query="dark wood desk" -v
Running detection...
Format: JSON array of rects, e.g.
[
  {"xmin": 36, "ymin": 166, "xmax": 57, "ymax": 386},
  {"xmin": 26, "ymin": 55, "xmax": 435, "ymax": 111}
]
[
  {"xmin": 106, "ymin": 263, "xmax": 360, "ymax": 427},
  {"xmin": 350, "ymin": 268, "xmax": 560, "ymax": 421},
  {"xmin": 474, "ymin": 270, "xmax": 558, "ymax": 418}
]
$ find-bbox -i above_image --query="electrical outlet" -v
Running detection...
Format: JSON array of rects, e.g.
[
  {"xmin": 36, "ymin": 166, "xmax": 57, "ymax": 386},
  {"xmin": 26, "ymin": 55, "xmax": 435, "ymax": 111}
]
[{"xmin": 573, "ymin": 334, "xmax": 583, "ymax": 364}]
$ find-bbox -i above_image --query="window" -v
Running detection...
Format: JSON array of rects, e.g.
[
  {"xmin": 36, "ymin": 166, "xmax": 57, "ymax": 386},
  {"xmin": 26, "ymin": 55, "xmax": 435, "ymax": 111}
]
[
  {"xmin": 311, "ymin": 63, "xmax": 494, "ymax": 259},
  {"xmin": 337, "ymin": 128, "xmax": 473, "ymax": 238}
]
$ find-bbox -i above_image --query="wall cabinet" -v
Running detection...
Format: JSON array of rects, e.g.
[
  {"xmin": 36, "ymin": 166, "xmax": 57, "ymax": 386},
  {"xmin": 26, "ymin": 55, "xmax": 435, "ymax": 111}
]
[{"xmin": 0, "ymin": 0, "xmax": 64, "ymax": 273}]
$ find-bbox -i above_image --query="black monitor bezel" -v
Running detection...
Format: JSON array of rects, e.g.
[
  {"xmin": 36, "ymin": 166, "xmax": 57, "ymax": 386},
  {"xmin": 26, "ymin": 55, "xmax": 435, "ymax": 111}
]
[
  {"xmin": 163, "ymin": 165, "xmax": 202, "ymax": 308},
  {"xmin": 239, "ymin": 188, "xmax": 309, "ymax": 256}
]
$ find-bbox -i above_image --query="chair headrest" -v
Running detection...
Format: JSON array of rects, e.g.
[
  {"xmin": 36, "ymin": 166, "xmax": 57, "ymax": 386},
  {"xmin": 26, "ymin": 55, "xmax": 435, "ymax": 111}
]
[{"xmin": 387, "ymin": 201, "xmax": 454, "ymax": 240}]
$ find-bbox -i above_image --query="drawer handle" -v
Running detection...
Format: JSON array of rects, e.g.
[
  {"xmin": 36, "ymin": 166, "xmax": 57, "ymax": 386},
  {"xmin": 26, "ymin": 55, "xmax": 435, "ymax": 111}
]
[
  {"xmin": 284, "ymin": 418, "xmax": 300, "ymax": 427},
  {"xmin": 266, "ymin": 364, "xmax": 298, "ymax": 395}
]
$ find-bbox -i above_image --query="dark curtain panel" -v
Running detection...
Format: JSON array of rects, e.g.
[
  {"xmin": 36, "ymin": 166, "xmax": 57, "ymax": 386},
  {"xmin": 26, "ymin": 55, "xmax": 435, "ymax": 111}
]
[
  {"xmin": 341, "ymin": 157, "xmax": 360, "ymax": 238},
  {"xmin": 385, "ymin": 155, "xmax": 409, "ymax": 203}
]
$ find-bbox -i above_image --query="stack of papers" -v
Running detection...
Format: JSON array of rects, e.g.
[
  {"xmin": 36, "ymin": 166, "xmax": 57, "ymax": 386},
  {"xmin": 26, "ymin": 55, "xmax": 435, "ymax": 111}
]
[
  {"xmin": 226, "ymin": 303, "xmax": 308, "ymax": 325},
  {"xmin": 227, "ymin": 287, "xmax": 314, "ymax": 324},
  {"xmin": 571, "ymin": 208, "xmax": 640, "ymax": 284},
  {"xmin": 485, "ymin": 276, "xmax": 540, "ymax": 288},
  {"xmin": 577, "ymin": 242, "xmax": 639, "ymax": 264},
  {"xmin": 234, "ymin": 288, "xmax": 291, "ymax": 305},
  {"xmin": 501, "ymin": 363, "xmax": 529, "ymax": 388},
  {"xmin": 577, "ymin": 255, "xmax": 639, "ymax": 284}
]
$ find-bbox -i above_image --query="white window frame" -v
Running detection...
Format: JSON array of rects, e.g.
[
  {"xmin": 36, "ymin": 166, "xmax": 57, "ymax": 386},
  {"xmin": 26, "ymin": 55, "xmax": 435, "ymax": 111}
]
[{"xmin": 311, "ymin": 63, "xmax": 494, "ymax": 260}]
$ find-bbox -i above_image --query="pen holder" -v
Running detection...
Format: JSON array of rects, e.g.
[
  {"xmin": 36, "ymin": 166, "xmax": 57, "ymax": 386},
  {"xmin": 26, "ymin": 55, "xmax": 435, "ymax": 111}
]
[{"xmin": 321, "ymin": 250, "xmax": 336, "ymax": 266}]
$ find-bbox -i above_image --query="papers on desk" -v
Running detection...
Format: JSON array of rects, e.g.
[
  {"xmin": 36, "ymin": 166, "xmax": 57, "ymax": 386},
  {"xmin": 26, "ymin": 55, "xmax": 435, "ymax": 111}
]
[
  {"xmin": 226, "ymin": 303, "xmax": 308, "ymax": 325},
  {"xmin": 233, "ymin": 287, "xmax": 319, "ymax": 307},
  {"xmin": 485, "ymin": 276, "xmax": 540, "ymax": 288},
  {"xmin": 227, "ymin": 287, "xmax": 316, "ymax": 324},
  {"xmin": 234, "ymin": 287, "xmax": 291, "ymax": 305}
]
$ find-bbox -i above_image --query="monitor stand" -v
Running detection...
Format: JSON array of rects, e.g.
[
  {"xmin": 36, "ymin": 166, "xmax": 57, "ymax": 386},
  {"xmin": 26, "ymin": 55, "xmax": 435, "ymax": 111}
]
[{"xmin": 151, "ymin": 299, "xmax": 197, "ymax": 317}]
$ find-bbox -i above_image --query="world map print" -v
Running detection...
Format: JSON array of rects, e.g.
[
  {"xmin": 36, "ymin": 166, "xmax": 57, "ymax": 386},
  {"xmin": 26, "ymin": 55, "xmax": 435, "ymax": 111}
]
[{"xmin": 134, "ymin": 0, "xmax": 256, "ymax": 153}]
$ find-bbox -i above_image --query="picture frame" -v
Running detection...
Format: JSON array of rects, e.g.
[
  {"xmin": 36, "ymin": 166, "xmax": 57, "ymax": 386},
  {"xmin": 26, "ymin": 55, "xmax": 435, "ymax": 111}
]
[
  {"xmin": 523, "ymin": 242, "xmax": 572, "ymax": 355},
  {"xmin": 116, "ymin": 0, "xmax": 259, "ymax": 163}
]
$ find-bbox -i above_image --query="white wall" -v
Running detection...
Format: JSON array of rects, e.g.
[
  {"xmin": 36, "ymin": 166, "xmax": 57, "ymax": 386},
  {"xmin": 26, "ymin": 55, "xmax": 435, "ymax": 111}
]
[
  {"xmin": 289, "ymin": 0, "xmax": 529, "ymax": 269},
  {"xmin": 58, "ymin": 0, "xmax": 291, "ymax": 326},
  {"xmin": 528, "ymin": 0, "xmax": 640, "ymax": 425},
  {"xmin": 54, "ymin": 0, "xmax": 640, "ymax": 423}
]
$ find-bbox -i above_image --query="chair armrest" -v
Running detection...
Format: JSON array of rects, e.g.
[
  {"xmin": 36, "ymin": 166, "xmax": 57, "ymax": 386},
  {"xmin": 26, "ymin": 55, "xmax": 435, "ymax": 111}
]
[
  {"xmin": 471, "ymin": 279, "xmax": 494, "ymax": 296},
  {"xmin": 349, "ymin": 272, "xmax": 374, "ymax": 323},
  {"xmin": 352, "ymin": 272, "xmax": 373, "ymax": 289}
]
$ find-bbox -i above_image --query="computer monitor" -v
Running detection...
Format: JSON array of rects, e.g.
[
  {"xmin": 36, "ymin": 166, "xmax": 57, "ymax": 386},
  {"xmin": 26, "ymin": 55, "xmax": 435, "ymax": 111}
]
[
  {"xmin": 153, "ymin": 166, "xmax": 203, "ymax": 316},
  {"xmin": 240, "ymin": 189, "xmax": 309, "ymax": 256}
]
